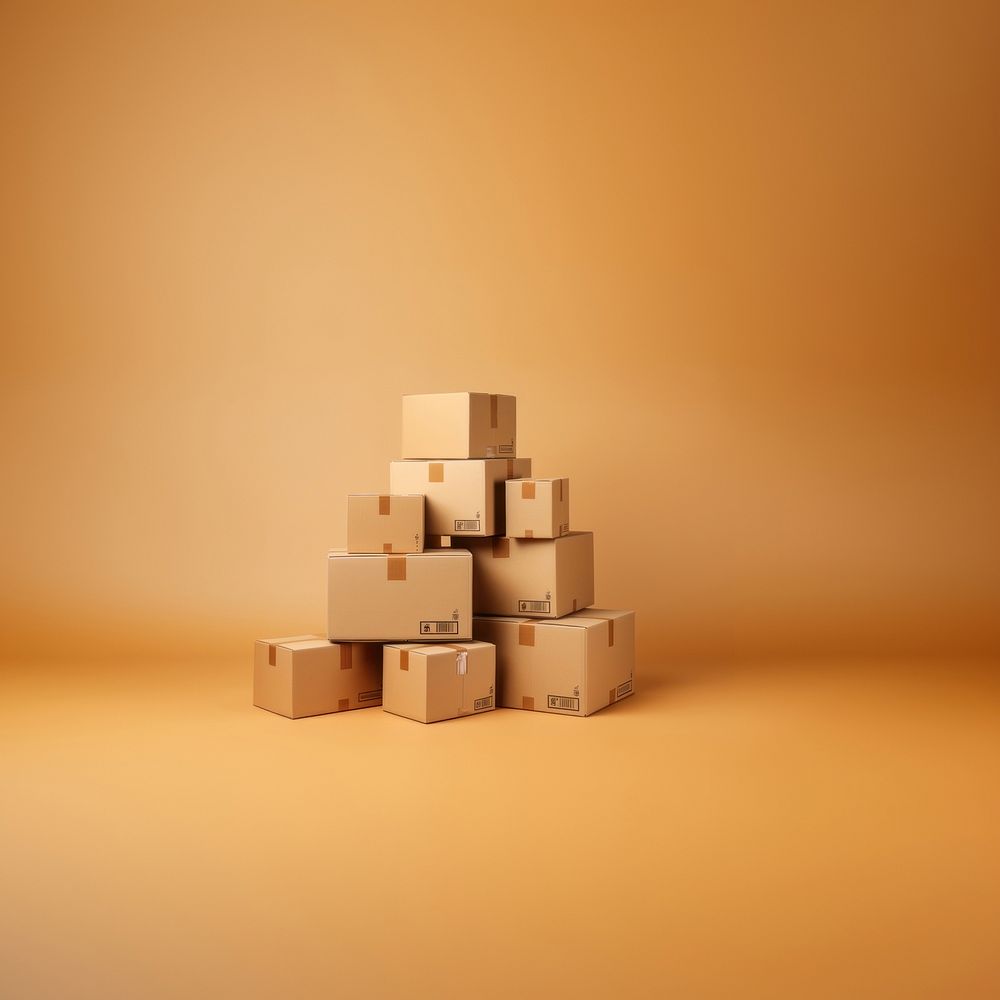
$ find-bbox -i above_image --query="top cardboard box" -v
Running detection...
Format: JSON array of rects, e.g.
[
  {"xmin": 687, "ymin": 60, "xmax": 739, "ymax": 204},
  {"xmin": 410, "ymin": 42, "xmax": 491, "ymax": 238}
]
[{"xmin": 402, "ymin": 392, "xmax": 516, "ymax": 459}]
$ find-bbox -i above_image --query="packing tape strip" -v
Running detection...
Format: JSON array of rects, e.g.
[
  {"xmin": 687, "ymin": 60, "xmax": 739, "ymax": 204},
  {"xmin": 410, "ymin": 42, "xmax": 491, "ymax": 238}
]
[
  {"xmin": 387, "ymin": 555, "xmax": 407, "ymax": 581},
  {"xmin": 383, "ymin": 543, "xmax": 393, "ymax": 553},
  {"xmin": 521, "ymin": 481, "xmax": 535, "ymax": 499},
  {"xmin": 378, "ymin": 495, "xmax": 391, "ymax": 515},
  {"xmin": 518, "ymin": 623, "xmax": 535, "ymax": 646},
  {"xmin": 399, "ymin": 649, "xmax": 409, "ymax": 670},
  {"xmin": 429, "ymin": 462, "xmax": 444, "ymax": 483},
  {"xmin": 340, "ymin": 644, "xmax": 353, "ymax": 669},
  {"xmin": 490, "ymin": 394, "xmax": 498, "ymax": 429}
]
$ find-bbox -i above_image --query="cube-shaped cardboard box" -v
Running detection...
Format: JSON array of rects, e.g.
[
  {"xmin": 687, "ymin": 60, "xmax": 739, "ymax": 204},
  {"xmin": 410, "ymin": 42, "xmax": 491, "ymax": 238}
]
[
  {"xmin": 382, "ymin": 641, "xmax": 496, "ymax": 723},
  {"xmin": 505, "ymin": 478, "xmax": 569, "ymax": 539},
  {"xmin": 473, "ymin": 610, "xmax": 634, "ymax": 717},
  {"xmin": 328, "ymin": 548, "xmax": 472, "ymax": 642},
  {"xmin": 459, "ymin": 531, "xmax": 594, "ymax": 618},
  {"xmin": 389, "ymin": 458, "xmax": 531, "ymax": 537},
  {"xmin": 347, "ymin": 494, "xmax": 424, "ymax": 553},
  {"xmin": 402, "ymin": 391, "xmax": 516, "ymax": 459},
  {"xmin": 253, "ymin": 635, "xmax": 383, "ymax": 718}
]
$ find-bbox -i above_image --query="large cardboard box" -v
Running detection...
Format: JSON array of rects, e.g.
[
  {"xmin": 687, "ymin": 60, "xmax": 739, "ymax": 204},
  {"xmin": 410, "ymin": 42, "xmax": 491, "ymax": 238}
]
[
  {"xmin": 460, "ymin": 531, "xmax": 594, "ymax": 618},
  {"xmin": 401, "ymin": 391, "xmax": 516, "ymax": 459},
  {"xmin": 253, "ymin": 635, "xmax": 383, "ymax": 718},
  {"xmin": 347, "ymin": 494, "xmax": 424, "ymax": 553},
  {"xmin": 473, "ymin": 610, "xmax": 634, "ymax": 717},
  {"xmin": 328, "ymin": 548, "xmax": 472, "ymax": 641},
  {"xmin": 389, "ymin": 458, "xmax": 531, "ymax": 537},
  {"xmin": 382, "ymin": 641, "xmax": 496, "ymax": 723},
  {"xmin": 505, "ymin": 477, "xmax": 570, "ymax": 539}
]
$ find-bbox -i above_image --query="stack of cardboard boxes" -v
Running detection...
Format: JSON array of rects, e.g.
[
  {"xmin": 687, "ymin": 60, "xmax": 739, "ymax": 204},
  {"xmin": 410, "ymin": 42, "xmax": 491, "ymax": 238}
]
[{"xmin": 253, "ymin": 392, "xmax": 635, "ymax": 723}]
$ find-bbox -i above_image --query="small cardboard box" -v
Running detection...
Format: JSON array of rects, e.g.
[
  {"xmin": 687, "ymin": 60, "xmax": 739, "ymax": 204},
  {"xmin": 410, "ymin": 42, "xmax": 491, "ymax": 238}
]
[
  {"xmin": 389, "ymin": 458, "xmax": 531, "ymax": 537},
  {"xmin": 402, "ymin": 391, "xmax": 516, "ymax": 459},
  {"xmin": 382, "ymin": 641, "xmax": 496, "ymax": 723},
  {"xmin": 347, "ymin": 494, "xmax": 424, "ymax": 553},
  {"xmin": 505, "ymin": 478, "xmax": 570, "ymax": 539},
  {"xmin": 473, "ymin": 609, "xmax": 634, "ymax": 717},
  {"xmin": 460, "ymin": 531, "xmax": 594, "ymax": 618},
  {"xmin": 328, "ymin": 548, "xmax": 472, "ymax": 641},
  {"xmin": 253, "ymin": 635, "xmax": 383, "ymax": 718}
]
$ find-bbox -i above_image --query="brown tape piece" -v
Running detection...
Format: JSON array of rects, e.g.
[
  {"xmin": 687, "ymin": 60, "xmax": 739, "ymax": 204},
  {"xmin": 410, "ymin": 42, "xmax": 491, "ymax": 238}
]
[
  {"xmin": 340, "ymin": 645, "xmax": 353, "ymax": 669},
  {"xmin": 339, "ymin": 698, "xmax": 350, "ymax": 711},
  {"xmin": 268, "ymin": 644, "xmax": 276, "ymax": 666},
  {"xmin": 492, "ymin": 537, "xmax": 510, "ymax": 559},
  {"xmin": 490, "ymin": 394, "xmax": 498, "ymax": 429},
  {"xmin": 607, "ymin": 620, "xmax": 615, "ymax": 646},
  {"xmin": 441, "ymin": 643, "xmax": 468, "ymax": 652},
  {"xmin": 399, "ymin": 650, "xmax": 409, "ymax": 670},
  {"xmin": 524, "ymin": 529, "xmax": 533, "ymax": 539},
  {"xmin": 572, "ymin": 598, "xmax": 578, "ymax": 612},
  {"xmin": 559, "ymin": 478, "xmax": 565, "ymax": 501},
  {"xmin": 506, "ymin": 459, "xmax": 514, "ymax": 478},
  {"xmin": 518, "ymin": 623, "xmax": 535, "ymax": 646},
  {"xmin": 522, "ymin": 696, "xmax": 534, "ymax": 711},
  {"xmin": 383, "ymin": 542, "xmax": 392, "ymax": 553},
  {"xmin": 609, "ymin": 688, "xmax": 615, "ymax": 705},
  {"xmin": 429, "ymin": 463, "xmax": 444, "ymax": 483},
  {"xmin": 521, "ymin": 481, "xmax": 535, "ymax": 499},
  {"xmin": 378, "ymin": 495, "xmax": 391, "ymax": 515},
  {"xmin": 387, "ymin": 555, "xmax": 407, "ymax": 581}
]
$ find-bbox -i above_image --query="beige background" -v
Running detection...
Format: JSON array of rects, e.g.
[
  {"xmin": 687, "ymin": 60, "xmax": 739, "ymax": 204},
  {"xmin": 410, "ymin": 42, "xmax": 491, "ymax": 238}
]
[{"xmin": 2, "ymin": 2, "xmax": 999, "ymax": 998}]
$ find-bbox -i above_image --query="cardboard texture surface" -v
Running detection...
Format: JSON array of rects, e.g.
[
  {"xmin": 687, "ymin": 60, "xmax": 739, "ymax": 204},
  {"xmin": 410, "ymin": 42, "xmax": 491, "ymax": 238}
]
[
  {"xmin": 389, "ymin": 458, "xmax": 531, "ymax": 537},
  {"xmin": 473, "ymin": 609, "xmax": 634, "ymax": 716},
  {"xmin": 347, "ymin": 493, "xmax": 424, "ymax": 553},
  {"xmin": 252, "ymin": 635, "xmax": 383, "ymax": 718},
  {"xmin": 459, "ymin": 531, "xmax": 594, "ymax": 618},
  {"xmin": 505, "ymin": 477, "xmax": 570, "ymax": 539},
  {"xmin": 327, "ymin": 549, "xmax": 472, "ymax": 641},
  {"xmin": 382, "ymin": 640, "xmax": 496, "ymax": 723},
  {"xmin": 401, "ymin": 391, "xmax": 516, "ymax": 459}
]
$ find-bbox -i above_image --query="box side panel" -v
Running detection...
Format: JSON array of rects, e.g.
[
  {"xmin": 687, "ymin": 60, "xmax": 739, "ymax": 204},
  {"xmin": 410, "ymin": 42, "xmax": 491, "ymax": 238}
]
[
  {"xmin": 382, "ymin": 645, "xmax": 430, "ymax": 723},
  {"xmin": 347, "ymin": 495, "xmax": 425, "ymax": 554},
  {"xmin": 390, "ymin": 460, "xmax": 490, "ymax": 537},
  {"xmin": 290, "ymin": 643, "xmax": 341, "ymax": 718},
  {"xmin": 252, "ymin": 641, "xmax": 294, "ymax": 718},
  {"xmin": 583, "ymin": 612, "xmax": 636, "ymax": 715},
  {"xmin": 554, "ymin": 532, "xmax": 595, "ymax": 617}
]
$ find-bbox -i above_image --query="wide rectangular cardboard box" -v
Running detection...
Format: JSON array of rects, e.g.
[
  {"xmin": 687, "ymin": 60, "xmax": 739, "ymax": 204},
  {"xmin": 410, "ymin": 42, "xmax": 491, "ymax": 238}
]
[
  {"xmin": 460, "ymin": 531, "xmax": 594, "ymax": 618},
  {"xmin": 402, "ymin": 391, "xmax": 516, "ymax": 459},
  {"xmin": 382, "ymin": 640, "xmax": 496, "ymax": 723},
  {"xmin": 505, "ymin": 477, "xmax": 570, "ymax": 539},
  {"xmin": 253, "ymin": 635, "xmax": 383, "ymax": 718},
  {"xmin": 389, "ymin": 458, "xmax": 531, "ymax": 537},
  {"xmin": 473, "ymin": 610, "xmax": 634, "ymax": 717},
  {"xmin": 347, "ymin": 493, "xmax": 424, "ymax": 553},
  {"xmin": 328, "ymin": 548, "xmax": 472, "ymax": 641}
]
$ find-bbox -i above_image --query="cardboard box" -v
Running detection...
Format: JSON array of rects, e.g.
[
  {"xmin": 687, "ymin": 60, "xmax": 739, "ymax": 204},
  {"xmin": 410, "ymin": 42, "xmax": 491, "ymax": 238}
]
[
  {"xmin": 473, "ymin": 609, "xmax": 634, "ymax": 716},
  {"xmin": 389, "ymin": 458, "xmax": 531, "ymax": 537},
  {"xmin": 253, "ymin": 635, "xmax": 383, "ymax": 718},
  {"xmin": 382, "ymin": 641, "xmax": 496, "ymax": 723},
  {"xmin": 401, "ymin": 391, "xmax": 516, "ymax": 459},
  {"xmin": 347, "ymin": 494, "xmax": 424, "ymax": 553},
  {"xmin": 328, "ymin": 549, "xmax": 472, "ymax": 641},
  {"xmin": 505, "ymin": 477, "xmax": 570, "ymax": 539},
  {"xmin": 460, "ymin": 531, "xmax": 594, "ymax": 618}
]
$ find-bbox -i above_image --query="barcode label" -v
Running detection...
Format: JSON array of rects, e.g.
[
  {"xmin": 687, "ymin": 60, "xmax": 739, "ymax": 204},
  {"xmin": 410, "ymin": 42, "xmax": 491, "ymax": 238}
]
[
  {"xmin": 420, "ymin": 621, "xmax": 459, "ymax": 634},
  {"xmin": 518, "ymin": 600, "xmax": 551, "ymax": 613},
  {"xmin": 358, "ymin": 689, "xmax": 382, "ymax": 703},
  {"xmin": 547, "ymin": 695, "xmax": 580, "ymax": 712},
  {"xmin": 616, "ymin": 679, "xmax": 633, "ymax": 697},
  {"xmin": 559, "ymin": 524, "xmax": 569, "ymax": 535},
  {"xmin": 474, "ymin": 695, "xmax": 493, "ymax": 711},
  {"xmin": 498, "ymin": 444, "xmax": 514, "ymax": 454},
  {"xmin": 454, "ymin": 519, "xmax": 480, "ymax": 531}
]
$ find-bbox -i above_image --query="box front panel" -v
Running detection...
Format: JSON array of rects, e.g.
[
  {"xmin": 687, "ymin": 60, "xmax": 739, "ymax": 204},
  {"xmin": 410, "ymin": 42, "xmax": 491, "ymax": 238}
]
[
  {"xmin": 464, "ymin": 536, "xmax": 557, "ymax": 617},
  {"xmin": 401, "ymin": 393, "xmax": 471, "ymax": 459},
  {"xmin": 390, "ymin": 460, "xmax": 492, "ymax": 536},
  {"xmin": 382, "ymin": 645, "xmax": 430, "ymax": 723},
  {"xmin": 252, "ymin": 641, "xmax": 294, "ymax": 718},
  {"xmin": 328, "ymin": 552, "xmax": 472, "ymax": 641},
  {"xmin": 505, "ymin": 479, "xmax": 569, "ymax": 539},
  {"xmin": 347, "ymin": 495, "xmax": 424, "ymax": 554}
]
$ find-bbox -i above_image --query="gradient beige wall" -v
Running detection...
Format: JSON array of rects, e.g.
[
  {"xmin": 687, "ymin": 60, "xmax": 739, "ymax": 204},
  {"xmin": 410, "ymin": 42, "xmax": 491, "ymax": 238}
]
[{"xmin": 1, "ymin": 0, "xmax": 998, "ymax": 665}]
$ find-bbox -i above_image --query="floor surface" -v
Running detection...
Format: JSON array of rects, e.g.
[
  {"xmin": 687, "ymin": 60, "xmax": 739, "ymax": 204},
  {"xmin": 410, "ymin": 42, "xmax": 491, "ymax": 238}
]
[{"xmin": 2, "ymin": 657, "xmax": 998, "ymax": 998}]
